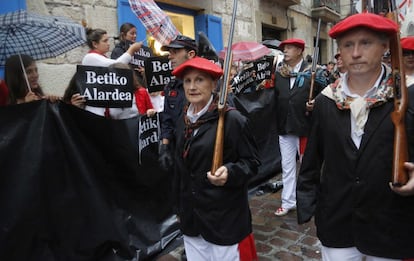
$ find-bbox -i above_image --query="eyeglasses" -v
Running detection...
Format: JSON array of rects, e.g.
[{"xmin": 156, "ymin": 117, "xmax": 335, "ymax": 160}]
[{"xmin": 402, "ymin": 50, "xmax": 414, "ymax": 57}]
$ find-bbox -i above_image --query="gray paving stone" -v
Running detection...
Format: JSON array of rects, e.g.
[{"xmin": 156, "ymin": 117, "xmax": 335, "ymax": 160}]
[{"xmin": 250, "ymin": 177, "xmax": 322, "ymax": 261}]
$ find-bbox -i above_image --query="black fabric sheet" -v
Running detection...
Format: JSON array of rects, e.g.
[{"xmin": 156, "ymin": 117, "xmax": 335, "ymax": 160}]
[
  {"xmin": 0, "ymin": 101, "xmax": 180, "ymax": 260},
  {"xmin": 233, "ymin": 88, "xmax": 281, "ymax": 187},
  {"xmin": 0, "ymin": 90, "xmax": 280, "ymax": 260}
]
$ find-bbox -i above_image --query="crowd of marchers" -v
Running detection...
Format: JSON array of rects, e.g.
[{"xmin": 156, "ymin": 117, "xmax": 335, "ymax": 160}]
[{"xmin": 2, "ymin": 12, "xmax": 414, "ymax": 261}]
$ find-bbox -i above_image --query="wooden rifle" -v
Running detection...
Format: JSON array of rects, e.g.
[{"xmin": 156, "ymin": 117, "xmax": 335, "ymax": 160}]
[
  {"xmin": 388, "ymin": 0, "xmax": 409, "ymax": 186},
  {"xmin": 307, "ymin": 18, "xmax": 321, "ymax": 109},
  {"xmin": 211, "ymin": 0, "xmax": 237, "ymax": 173}
]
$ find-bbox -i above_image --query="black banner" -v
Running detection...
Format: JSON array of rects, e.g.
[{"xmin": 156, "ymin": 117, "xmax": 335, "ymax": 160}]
[
  {"xmin": 0, "ymin": 89, "xmax": 281, "ymax": 259},
  {"xmin": 198, "ymin": 31, "xmax": 220, "ymax": 63},
  {"xmin": 232, "ymin": 88, "xmax": 280, "ymax": 187},
  {"xmin": 130, "ymin": 45, "xmax": 152, "ymax": 69},
  {"xmin": 231, "ymin": 56, "xmax": 274, "ymax": 94},
  {"xmin": 76, "ymin": 65, "xmax": 134, "ymax": 108},
  {"xmin": 138, "ymin": 114, "xmax": 161, "ymax": 165},
  {"xmin": 255, "ymin": 56, "xmax": 274, "ymax": 81},
  {"xmin": 144, "ymin": 56, "xmax": 174, "ymax": 93},
  {"xmin": 0, "ymin": 101, "xmax": 180, "ymax": 260}
]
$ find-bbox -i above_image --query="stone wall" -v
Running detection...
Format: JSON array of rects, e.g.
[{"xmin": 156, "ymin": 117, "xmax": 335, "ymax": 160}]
[
  {"xmin": 27, "ymin": 0, "xmax": 119, "ymax": 95},
  {"xmin": 26, "ymin": 0, "xmax": 337, "ymax": 95}
]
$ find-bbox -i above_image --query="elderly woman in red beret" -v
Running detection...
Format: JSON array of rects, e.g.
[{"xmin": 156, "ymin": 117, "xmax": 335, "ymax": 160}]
[
  {"xmin": 171, "ymin": 57, "xmax": 260, "ymax": 261},
  {"xmin": 401, "ymin": 36, "xmax": 414, "ymax": 86},
  {"xmin": 297, "ymin": 13, "xmax": 414, "ymax": 261}
]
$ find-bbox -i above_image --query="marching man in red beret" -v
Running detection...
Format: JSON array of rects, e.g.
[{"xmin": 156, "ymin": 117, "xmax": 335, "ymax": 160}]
[
  {"xmin": 296, "ymin": 13, "xmax": 414, "ymax": 260},
  {"xmin": 401, "ymin": 36, "xmax": 414, "ymax": 86},
  {"xmin": 273, "ymin": 38, "xmax": 325, "ymax": 216}
]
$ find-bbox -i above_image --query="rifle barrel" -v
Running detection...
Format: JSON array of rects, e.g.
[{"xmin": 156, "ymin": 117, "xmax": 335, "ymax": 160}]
[
  {"xmin": 308, "ymin": 19, "xmax": 321, "ymax": 104},
  {"xmin": 211, "ymin": 0, "xmax": 238, "ymax": 174},
  {"xmin": 219, "ymin": 0, "xmax": 238, "ymax": 108}
]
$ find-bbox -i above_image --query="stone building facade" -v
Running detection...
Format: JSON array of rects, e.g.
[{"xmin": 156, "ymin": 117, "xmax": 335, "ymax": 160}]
[{"xmin": 22, "ymin": 0, "xmax": 350, "ymax": 95}]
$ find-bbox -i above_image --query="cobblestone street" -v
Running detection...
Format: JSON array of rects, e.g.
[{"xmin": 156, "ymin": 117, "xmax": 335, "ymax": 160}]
[
  {"xmin": 162, "ymin": 176, "xmax": 323, "ymax": 261},
  {"xmin": 249, "ymin": 177, "xmax": 322, "ymax": 261}
]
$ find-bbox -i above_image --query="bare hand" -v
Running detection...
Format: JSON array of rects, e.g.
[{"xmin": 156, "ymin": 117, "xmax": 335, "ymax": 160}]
[
  {"xmin": 256, "ymin": 80, "xmax": 267, "ymax": 91},
  {"xmin": 146, "ymin": 109, "xmax": 156, "ymax": 117},
  {"xmin": 70, "ymin": 93, "xmax": 86, "ymax": 108},
  {"xmin": 23, "ymin": 91, "xmax": 41, "ymax": 103},
  {"xmin": 128, "ymin": 42, "xmax": 143, "ymax": 55},
  {"xmin": 389, "ymin": 162, "xmax": 414, "ymax": 196},
  {"xmin": 135, "ymin": 66, "xmax": 145, "ymax": 77},
  {"xmin": 207, "ymin": 166, "xmax": 228, "ymax": 186},
  {"xmin": 306, "ymin": 99, "xmax": 315, "ymax": 112}
]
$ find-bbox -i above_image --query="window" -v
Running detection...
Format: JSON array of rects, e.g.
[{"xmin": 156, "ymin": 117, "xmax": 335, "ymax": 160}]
[{"xmin": 117, "ymin": 0, "xmax": 223, "ymax": 55}]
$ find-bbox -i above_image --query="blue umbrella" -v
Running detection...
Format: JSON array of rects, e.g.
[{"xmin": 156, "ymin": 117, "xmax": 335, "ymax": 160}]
[{"xmin": 0, "ymin": 9, "xmax": 86, "ymax": 66}]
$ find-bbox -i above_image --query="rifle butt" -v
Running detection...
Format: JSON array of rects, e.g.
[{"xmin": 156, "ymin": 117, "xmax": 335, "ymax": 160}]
[
  {"xmin": 391, "ymin": 111, "xmax": 409, "ymax": 186},
  {"xmin": 388, "ymin": 4, "xmax": 409, "ymax": 187},
  {"xmin": 211, "ymin": 109, "xmax": 225, "ymax": 174}
]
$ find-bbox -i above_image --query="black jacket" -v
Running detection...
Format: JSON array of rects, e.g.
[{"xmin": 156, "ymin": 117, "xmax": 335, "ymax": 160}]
[
  {"xmin": 274, "ymin": 61, "xmax": 324, "ymax": 137},
  {"xmin": 111, "ymin": 41, "xmax": 129, "ymax": 60},
  {"xmin": 173, "ymin": 106, "xmax": 260, "ymax": 245},
  {"xmin": 297, "ymin": 85, "xmax": 414, "ymax": 259},
  {"xmin": 160, "ymin": 79, "xmax": 186, "ymax": 142}
]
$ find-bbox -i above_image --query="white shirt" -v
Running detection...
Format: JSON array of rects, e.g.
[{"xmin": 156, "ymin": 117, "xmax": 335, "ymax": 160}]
[
  {"xmin": 341, "ymin": 66, "xmax": 385, "ymax": 148},
  {"xmin": 149, "ymin": 91, "xmax": 165, "ymax": 113},
  {"xmin": 187, "ymin": 95, "xmax": 214, "ymax": 136},
  {"xmin": 406, "ymin": 74, "xmax": 414, "ymax": 87},
  {"xmin": 81, "ymin": 52, "xmax": 131, "ymax": 67}
]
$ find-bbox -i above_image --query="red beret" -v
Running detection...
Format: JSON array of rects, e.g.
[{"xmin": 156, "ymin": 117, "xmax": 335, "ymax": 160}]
[
  {"xmin": 401, "ymin": 36, "xmax": 414, "ymax": 51},
  {"xmin": 329, "ymin": 13, "xmax": 398, "ymax": 39},
  {"xmin": 279, "ymin": 38, "xmax": 305, "ymax": 50},
  {"xmin": 334, "ymin": 53, "xmax": 341, "ymax": 59},
  {"xmin": 172, "ymin": 57, "xmax": 223, "ymax": 80}
]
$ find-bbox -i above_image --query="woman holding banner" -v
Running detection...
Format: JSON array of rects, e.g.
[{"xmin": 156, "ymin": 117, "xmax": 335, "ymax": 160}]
[
  {"xmin": 111, "ymin": 23, "xmax": 152, "ymax": 85},
  {"xmin": 110, "ymin": 63, "xmax": 155, "ymax": 118},
  {"xmin": 82, "ymin": 28, "xmax": 142, "ymax": 67},
  {"xmin": 81, "ymin": 28, "xmax": 143, "ymax": 118},
  {"xmin": 171, "ymin": 57, "xmax": 260, "ymax": 261},
  {"xmin": 111, "ymin": 23, "xmax": 139, "ymax": 60}
]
